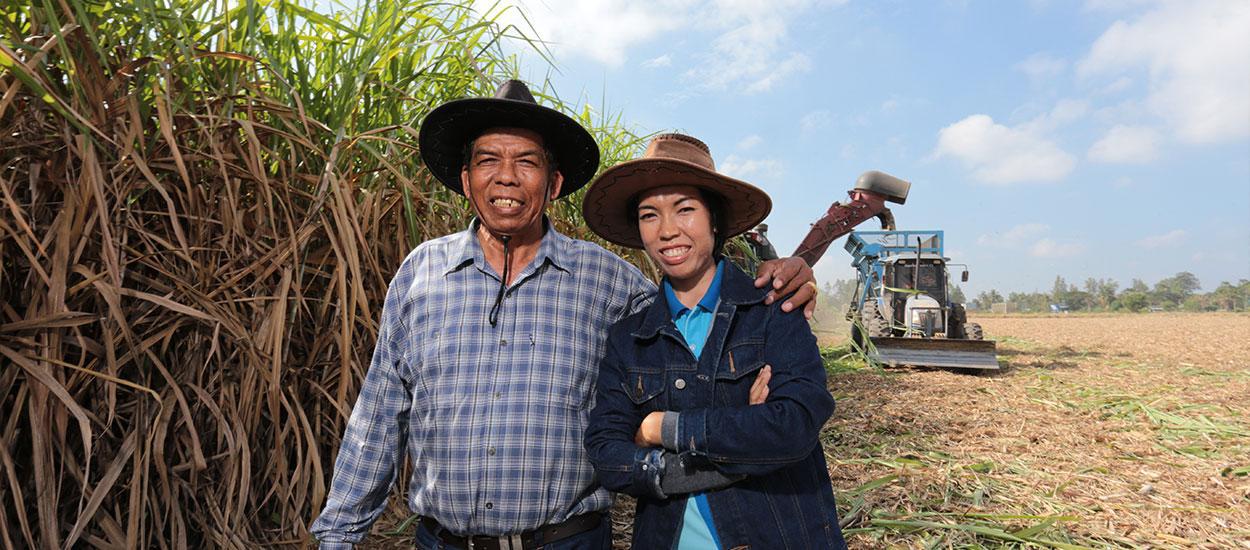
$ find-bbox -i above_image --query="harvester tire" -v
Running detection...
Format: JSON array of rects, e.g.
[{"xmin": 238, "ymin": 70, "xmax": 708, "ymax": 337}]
[
  {"xmin": 967, "ymin": 322, "xmax": 984, "ymax": 340},
  {"xmin": 863, "ymin": 301, "xmax": 891, "ymax": 338}
]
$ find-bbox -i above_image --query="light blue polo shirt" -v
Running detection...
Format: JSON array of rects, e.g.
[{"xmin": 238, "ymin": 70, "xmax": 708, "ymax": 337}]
[{"xmin": 662, "ymin": 261, "xmax": 725, "ymax": 550}]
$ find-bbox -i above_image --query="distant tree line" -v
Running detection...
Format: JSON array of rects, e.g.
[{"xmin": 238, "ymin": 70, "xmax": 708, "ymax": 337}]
[
  {"xmin": 968, "ymin": 272, "xmax": 1250, "ymax": 313},
  {"xmin": 809, "ymin": 271, "xmax": 1247, "ymax": 320}
]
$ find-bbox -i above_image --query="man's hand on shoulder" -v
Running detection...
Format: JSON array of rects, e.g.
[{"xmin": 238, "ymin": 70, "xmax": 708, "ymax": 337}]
[{"xmin": 754, "ymin": 257, "xmax": 818, "ymax": 319}]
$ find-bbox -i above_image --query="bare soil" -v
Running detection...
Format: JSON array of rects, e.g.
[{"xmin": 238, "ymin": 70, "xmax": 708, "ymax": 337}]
[{"xmin": 821, "ymin": 313, "xmax": 1250, "ymax": 548}]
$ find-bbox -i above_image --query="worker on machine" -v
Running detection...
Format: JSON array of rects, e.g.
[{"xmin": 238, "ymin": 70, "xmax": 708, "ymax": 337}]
[{"xmin": 745, "ymin": 223, "xmax": 779, "ymax": 262}]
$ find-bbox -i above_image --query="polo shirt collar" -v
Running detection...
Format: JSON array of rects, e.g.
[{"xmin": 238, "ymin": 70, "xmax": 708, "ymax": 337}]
[{"xmin": 662, "ymin": 260, "xmax": 725, "ymax": 318}]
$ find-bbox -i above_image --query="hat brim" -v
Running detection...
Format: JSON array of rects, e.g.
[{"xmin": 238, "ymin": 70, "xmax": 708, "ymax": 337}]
[
  {"xmin": 418, "ymin": 97, "xmax": 600, "ymax": 198},
  {"xmin": 582, "ymin": 158, "xmax": 772, "ymax": 249}
]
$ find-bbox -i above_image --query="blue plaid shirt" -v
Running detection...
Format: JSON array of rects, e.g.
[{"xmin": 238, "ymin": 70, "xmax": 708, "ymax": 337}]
[{"xmin": 311, "ymin": 220, "xmax": 654, "ymax": 547}]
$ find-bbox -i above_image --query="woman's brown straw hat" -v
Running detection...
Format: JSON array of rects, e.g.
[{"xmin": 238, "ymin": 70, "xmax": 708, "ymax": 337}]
[{"xmin": 582, "ymin": 133, "xmax": 772, "ymax": 249}]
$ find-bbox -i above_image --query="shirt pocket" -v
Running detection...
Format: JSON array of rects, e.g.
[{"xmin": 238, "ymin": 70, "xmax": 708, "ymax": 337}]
[
  {"xmin": 620, "ymin": 366, "xmax": 667, "ymax": 412},
  {"xmin": 530, "ymin": 330, "xmax": 593, "ymax": 411}
]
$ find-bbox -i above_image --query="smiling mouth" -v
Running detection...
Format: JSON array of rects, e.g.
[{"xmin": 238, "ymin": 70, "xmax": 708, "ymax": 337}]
[
  {"xmin": 660, "ymin": 246, "xmax": 690, "ymax": 258},
  {"xmin": 490, "ymin": 198, "xmax": 522, "ymax": 208}
]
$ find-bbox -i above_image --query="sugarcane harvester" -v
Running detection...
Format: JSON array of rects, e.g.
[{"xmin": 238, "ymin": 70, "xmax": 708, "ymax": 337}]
[
  {"xmin": 781, "ymin": 170, "xmax": 998, "ymax": 370},
  {"xmin": 843, "ymin": 231, "xmax": 998, "ymax": 370}
]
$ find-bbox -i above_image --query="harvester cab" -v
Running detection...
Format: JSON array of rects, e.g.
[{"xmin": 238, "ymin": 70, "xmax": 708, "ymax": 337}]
[{"xmin": 846, "ymin": 230, "xmax": 998, "ymax": 370}]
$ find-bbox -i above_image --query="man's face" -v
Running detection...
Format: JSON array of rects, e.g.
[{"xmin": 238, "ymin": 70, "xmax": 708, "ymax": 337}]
[{"xmin": 461, "ymin": 128, "xmax": 563, "ymax": 239}]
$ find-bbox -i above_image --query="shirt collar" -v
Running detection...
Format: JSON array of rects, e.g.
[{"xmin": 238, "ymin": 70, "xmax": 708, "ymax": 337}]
[
  {"xmin": 445, "ymin": 217, "xmax": 573, "ymax": 276},
  {"xmin": 661, "ymin": 260, "xmax": 725, "ymax": 318}
]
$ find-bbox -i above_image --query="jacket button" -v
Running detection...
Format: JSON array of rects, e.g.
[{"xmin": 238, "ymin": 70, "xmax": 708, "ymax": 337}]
[{"xmin": 674, "ymin": 378, "xmax": 687, "ymax": 390}]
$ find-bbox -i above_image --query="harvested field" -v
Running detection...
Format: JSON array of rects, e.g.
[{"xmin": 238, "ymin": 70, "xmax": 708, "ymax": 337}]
[
  {"xmin": 373, "ymin": 314, "xmax": 1249, "ymax": 548},
  {"xmin": 818, "ymin": 312, "xmax": 1250, "ymax": 548}
]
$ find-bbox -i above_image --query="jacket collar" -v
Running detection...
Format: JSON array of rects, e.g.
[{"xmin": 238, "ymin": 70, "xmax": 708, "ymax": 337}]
[
  {"xmin": 445, "ymin": 217, "xmax": 573, "ymax": 277},
  {"xmin": 633, "ymin": 260, "xmax": 767, "ymax": 340},
  {"xmin": 663, "ymin": 260, "xmax": 725, "ymax": 318}
]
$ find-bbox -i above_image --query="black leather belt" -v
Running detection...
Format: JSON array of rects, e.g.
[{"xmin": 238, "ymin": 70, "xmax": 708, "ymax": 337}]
[{"xmin": 419, "ymin": 512, "xmax": 604, "ymax": 550}]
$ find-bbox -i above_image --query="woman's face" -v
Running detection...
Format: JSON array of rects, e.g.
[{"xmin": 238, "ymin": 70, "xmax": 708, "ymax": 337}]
[{"xmin": 636, "ymin": 185, "xmax": 718, "ymax": 286}]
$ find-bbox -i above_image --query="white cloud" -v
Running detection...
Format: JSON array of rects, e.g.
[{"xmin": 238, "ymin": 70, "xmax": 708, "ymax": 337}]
[
  {"xmin": 800, "ymin": 109, "xmax": 832, "ymax": 132},
  {"xmin": 1098, "ymin": 76, "xmax": 1134, "ymax": 95},
  {"xmin": 491, "ymin": 1, "xmax": 842, "ymax": 94},
  {"xmin": 485, "ymin": 0, "xmax": 689, "ymax": 66},
  {"xmin": 719, "ymin": 155, "xmax": 782, "ymax": 182},
  {"xmin": 1088, "ymin": 124, "xmax": 1161, "ymax": 163},
  {"xmin": 977, "ymin": 223, "xmax": 1051, "ymax": 247},
  {"xmin": 1021, "ymin": 98, "xmax": 1090, "ymax": 134},
  {"xmin": 737, "ymin": 134, "xmax": 763, "ymax": 150},
  {"xmin": 1016, "ymin": 52, "xmax": 1067, "ymax": 81},
  {"xmin": 1136, "ymin": 229, "xmax": 1186, "ymax": 248},
  {"xmin": 1077, "ymin": 0, "xmax": 1250, "ymax": 144},
  {"xmin": 933, "ymin": 114, "xmax": 1076, "ymax": 184},
  {"xmin": 642, "ymin": 54, "xmax": 673, "ymax": 68},
  {"xmin": 1031, "ymin": 238, "xmax": 1087, "ymax": 258},
  {"xmin": 684, "ymin": 0, "xmax": 820, "ymax": 93}
]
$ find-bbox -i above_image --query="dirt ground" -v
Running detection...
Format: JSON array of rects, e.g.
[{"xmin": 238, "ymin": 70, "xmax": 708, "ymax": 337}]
[{"xmin": 818, "ymin": 312, "xmax": 1250, "ymax": 548}]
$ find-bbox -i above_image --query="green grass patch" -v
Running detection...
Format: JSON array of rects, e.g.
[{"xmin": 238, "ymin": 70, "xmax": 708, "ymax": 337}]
[{"xmin": 821, "ymin": 343, "xmax": 873, "ymax": 375}]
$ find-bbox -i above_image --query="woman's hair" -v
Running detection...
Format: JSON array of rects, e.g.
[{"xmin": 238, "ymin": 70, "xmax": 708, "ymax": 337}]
[
  {"xmin": 629, "ymin": 186, "xmax": 729, "ymax": 259},
  {"xmin": 698, "ymin": 188, "xmax": 729, "ymax": 260}
]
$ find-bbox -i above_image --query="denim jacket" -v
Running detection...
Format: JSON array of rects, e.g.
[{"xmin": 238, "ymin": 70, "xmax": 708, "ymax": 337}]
[{"xmin": 585, "ymin": 263, "xmax": 847, "ymax": 549}]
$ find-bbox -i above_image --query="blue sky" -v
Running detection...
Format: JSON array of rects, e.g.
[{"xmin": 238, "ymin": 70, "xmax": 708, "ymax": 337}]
[{"xmin": 484, "ymin": 0, "xmax": 1249, "ymax": 296}]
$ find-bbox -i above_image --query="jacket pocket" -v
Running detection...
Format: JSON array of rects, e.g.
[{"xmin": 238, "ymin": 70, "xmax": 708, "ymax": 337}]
[
  {"xmin": 716, "ymin": 339, "xmax": 767, "ymax": 381},
  {"xmin": 621, "ymin": 367, "xmax": 666, "ymax": 407}
]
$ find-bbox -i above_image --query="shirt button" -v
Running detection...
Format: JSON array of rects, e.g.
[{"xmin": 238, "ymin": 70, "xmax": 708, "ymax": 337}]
[
  {"xmin": 674, "ymin": 378, "xmax": 687, "ymax": 390},
  {"xmin": 485, "ymin": 502, "xmax": 493, "ymax": 510},
  {"xmin": 488, "ymin": 447, "xmax": 496, "ymax": 456},
  {"xmin": 500, "ymin": 339, "xmax": 507, "ymax": 346},
  {"xmin": 495, "ymin": 392, "xmax": 502, "ymax": 399}
]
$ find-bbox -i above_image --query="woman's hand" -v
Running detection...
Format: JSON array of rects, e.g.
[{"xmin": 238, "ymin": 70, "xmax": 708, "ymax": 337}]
[
  {"xmin": 749, "ymin": 365, "xmax": 772, "ymax": 405},
  {"xmin": 635, "ymin": 411, "xmax": 665, "ymax": 447},
  {"xmin": 634, "ymin": 365, "xmax": 771, "ymax": 447}
]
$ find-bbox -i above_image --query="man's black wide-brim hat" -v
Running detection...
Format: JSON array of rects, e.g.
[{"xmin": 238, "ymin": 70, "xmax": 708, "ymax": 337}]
[{"xmin": 418, "ymin": 80, "xmax": 600, "ymax": 198}]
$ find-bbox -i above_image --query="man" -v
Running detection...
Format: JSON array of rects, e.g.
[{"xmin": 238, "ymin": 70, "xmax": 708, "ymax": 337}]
[
  {"xmin": 311, "ymin": 80, "xmax": 818, "ymax": 549},
  {"xmin": 745, "ymin": 223, "xmax": 780, "ymax": 262}
]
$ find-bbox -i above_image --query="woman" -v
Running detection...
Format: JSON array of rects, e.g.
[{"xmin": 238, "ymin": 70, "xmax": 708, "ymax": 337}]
[{"xmin": 582, "ymin": 133, "xmax": 847, "ymax": 549}]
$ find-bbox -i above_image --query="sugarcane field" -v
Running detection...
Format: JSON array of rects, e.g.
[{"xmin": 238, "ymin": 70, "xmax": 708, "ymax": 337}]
[{"xmin": 2, "ymin": 1, "xmax": 1248, "ymax": 549}]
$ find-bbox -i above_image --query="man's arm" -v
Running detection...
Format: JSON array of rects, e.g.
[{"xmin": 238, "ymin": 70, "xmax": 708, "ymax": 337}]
[
  {"xmin": 310, "ymin": 283, "xmax": 411, "ymax": 549},
  {"xmin": 754, "ymin": 257, "xmax": 818, "ymax": 318}
]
